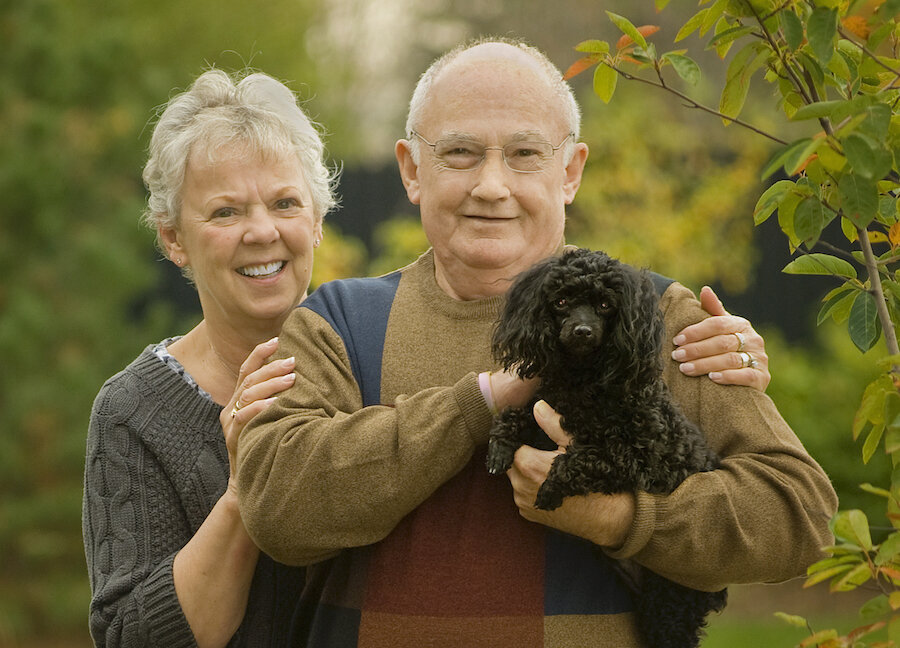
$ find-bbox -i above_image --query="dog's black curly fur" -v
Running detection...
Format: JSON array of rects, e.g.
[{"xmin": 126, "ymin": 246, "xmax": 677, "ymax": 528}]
[{"xmin": 485, "ymin": 248, "xmax": 727, "ymax": 648}]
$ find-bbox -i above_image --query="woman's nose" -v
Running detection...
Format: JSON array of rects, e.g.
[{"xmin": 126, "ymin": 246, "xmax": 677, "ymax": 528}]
[{"xmin": 242, "ymin": 206, "xmax": 280, "ymax": 244}]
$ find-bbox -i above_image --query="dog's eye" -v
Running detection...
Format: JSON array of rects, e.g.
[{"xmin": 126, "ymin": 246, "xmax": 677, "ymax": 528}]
[
  {"xmin": 598, "ymin": 301, "xmax": 613, "ymax": 314},
  {"xmin": 554, "ymin": 298, "xmax": 567, "ymax": 310}
]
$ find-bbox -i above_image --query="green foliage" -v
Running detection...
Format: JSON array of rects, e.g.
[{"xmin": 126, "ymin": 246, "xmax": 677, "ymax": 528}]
[
  {"xmin": 568, "ymin": 1, "xmax": 900, "ymax": 644},
  {"xmin": 568, "ymin": 85, "xmax": 769, "ymax": 292},
  {"xmin": 367, "ymin": 216, "xmax": 432, "ymax": 277}
]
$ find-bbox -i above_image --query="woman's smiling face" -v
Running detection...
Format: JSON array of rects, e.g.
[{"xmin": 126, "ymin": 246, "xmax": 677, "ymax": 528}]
[{"xmin": 160, "ymin": 141, "xmax": 323, "ymax": 332}]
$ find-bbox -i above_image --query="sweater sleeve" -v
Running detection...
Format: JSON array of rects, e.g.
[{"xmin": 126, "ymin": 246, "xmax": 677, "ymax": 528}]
[
  {"xmin": 236, "ymin": 306, "xmax": 495, "ymax": 567},
  {"xmin": 606, "ymin": 282, "xmax": 838, "ymax": 591},
  {"xmin": 82, "ymin": 377, "xmax": 198, "ymax": 648}
]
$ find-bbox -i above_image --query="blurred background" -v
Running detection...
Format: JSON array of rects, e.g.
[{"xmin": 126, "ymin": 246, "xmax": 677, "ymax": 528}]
[{"xmin": 1, "ymin": 0, "xmax": 886, "ymax": 645}]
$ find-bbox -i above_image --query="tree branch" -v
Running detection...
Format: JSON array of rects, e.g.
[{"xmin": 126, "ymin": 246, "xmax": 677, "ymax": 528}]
[
  {"xmin": 858, "ymin": 225, "xmax": 900, "ymax": 362},
  {"xmin": 604, "ymin": 61, "xmax": 789, "ymax": 145}
]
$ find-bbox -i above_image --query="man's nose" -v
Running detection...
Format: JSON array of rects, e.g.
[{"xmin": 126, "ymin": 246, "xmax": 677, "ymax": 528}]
[{"xmin": 470, "ymin": 149, "xmax": 512, "ymax": 201}]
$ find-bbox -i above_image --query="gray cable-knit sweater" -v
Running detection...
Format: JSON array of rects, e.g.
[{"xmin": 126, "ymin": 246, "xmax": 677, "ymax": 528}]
[{"xmin": 82, "ymin": 345, "xmax": 304, "ymax": 647}]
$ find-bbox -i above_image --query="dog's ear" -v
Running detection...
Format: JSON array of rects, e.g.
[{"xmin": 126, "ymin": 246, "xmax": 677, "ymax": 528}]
[
  {"xmin": 492, "ymin": 258, "xmax": 558, "ymax": 378},
  {"xmin": 608, "ymin": 266, "xmax": 665, "ymax": 385}
]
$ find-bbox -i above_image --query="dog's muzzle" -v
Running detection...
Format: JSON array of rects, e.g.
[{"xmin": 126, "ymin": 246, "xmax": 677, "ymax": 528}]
[{"xmin": 560, "ymin": 305, "xmax": 604, "ymax": 354}]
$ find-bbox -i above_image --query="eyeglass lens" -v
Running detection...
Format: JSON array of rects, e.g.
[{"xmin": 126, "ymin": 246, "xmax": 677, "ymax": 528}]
[{"xmin": 433, "ymin": 139, "xmax": 554, "ymax": 172}]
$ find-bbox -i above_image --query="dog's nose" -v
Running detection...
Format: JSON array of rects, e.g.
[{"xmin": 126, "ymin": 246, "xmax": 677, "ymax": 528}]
[{"xmin": 573, "ymin": 324, "xmax": 594, "ymax": 338}]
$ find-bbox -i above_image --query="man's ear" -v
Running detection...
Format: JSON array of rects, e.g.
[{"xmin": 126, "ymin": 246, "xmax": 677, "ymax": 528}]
[
  {"xmin": 158, "ymin": 223, "xmax": 187, "ymax": 265},
  {"xmin": 562, "ymin": 142, "xmax": 589, "ymax": 205},
  {"xmin": 395, "ymin": 139, "xmax": 421, "ymax": 205}
]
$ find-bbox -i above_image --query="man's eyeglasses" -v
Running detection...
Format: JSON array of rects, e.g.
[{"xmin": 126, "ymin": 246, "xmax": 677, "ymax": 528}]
[{"xmin": 409, "ymin": 131, "xmax": 574, "ymax": 173}]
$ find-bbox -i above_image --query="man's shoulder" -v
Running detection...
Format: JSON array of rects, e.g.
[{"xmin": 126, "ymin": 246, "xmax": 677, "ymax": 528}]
[{"xmin": 302, "ymin": 271, "xmax": 404, "ymax": 321}]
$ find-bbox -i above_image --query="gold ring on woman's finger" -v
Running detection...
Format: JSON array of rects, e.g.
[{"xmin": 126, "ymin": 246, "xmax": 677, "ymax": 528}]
[
  {"xmin": 230, "ymin": 407, "xmax": 239, "ymax": 419},
  {"xmin": 738, "ymin": 351, "xmax": 752, "ymax": 368},
  {"xmin": 732, "ymin": 331, "xmax": 746, "ymax": 353}
]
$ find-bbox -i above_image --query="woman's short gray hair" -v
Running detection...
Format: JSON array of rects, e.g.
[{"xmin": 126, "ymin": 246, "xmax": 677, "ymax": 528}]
[
  {"xmin": 142, "ymin": 69, "xmax": 338, "ymax": 247},
  {"xmin": 405, "ymin": 37, "xmax": 581, "ymax": 165}
]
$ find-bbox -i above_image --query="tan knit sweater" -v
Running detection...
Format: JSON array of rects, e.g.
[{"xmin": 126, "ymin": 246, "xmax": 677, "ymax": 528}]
[{"xmin": 237, "ymin": 249, "xmax": 837, "ymax": 647}]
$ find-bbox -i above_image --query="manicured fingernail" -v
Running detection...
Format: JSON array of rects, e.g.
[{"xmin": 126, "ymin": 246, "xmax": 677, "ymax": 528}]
[
  {"xmin": 709, "ymin": 372, "xmax": 722, "ymax": 382},
  {"xmin": 671, "ymin": 349, "xmax": 686, "ymax": 361},
  {"xmin": 679, "ymin": 362, "xmax": 695, "ymax": 374},
  {"xmin": 282, "ymin": 356, "xmax": 295, "ymax": 366},
  {"xmin": 534, "ymin": 399, "xmax": 551, "ymax": 419},
  {"xmin": 673, "ymin": 335, "xmax": 686, "ymax": 346},
  {"xmin": 268, "ymin": 336, "xmax": 279, "ymax": 345}
]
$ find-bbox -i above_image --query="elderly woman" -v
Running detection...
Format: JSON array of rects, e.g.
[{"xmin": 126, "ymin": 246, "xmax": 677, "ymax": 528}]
[
  {"xmin": 82, "ymin": 69, "xmax": 337, "ymax": 647},
  {"xmin": 82, "ymin": 67, "xmax": 769, "ymax": 647}
]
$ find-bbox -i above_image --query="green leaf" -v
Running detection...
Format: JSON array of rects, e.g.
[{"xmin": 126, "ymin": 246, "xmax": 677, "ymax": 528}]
[
  {"xmin": 790, "ymin": 99, "xmax": 846, "ymax": 121},
  {"xmin": 849, "ymin": 290, "xmax": 881, "ymax": 353},
  {"xmin": 876, "ymin": 531, "xmax": 900, "ymax": 565},
  {"xmin": 783, "ymin": 253, "xmax": 857, "ymax": 279},
  {"xmin": 593, "ymin": 62, "xmax": 618, "ymax": 103},
  {"xmin": 575, "ymin": 40, "xmax": 611, "ymax": 54},
  {"xmin": 881, "ymin": 0, "xmax": 900, "ymax": 19},
  {"xmin": 804, "ymin": 562, "xmax": 855, "ymax": 587},
  {"xmin": 675, "ymin": 9, "xmax": 708, "ymax": 43},
  {"xmin": 706, "ymin": 25, "xmax": 755, "ymax": 49},
  {"xmin": 839, "ymin": 173, "xmax": 878, "ymax": 228},
  {"xmin": 859, "ymin": 482, "xmax": 892, "ymax": 498},
  {"xmin": 884, "ymin": 391, "xmax": 900, "ymax": 454},
  {"xmin": 863, "ymin": 421, "xmax": 885, "ymax": 463},
  {"xmin": 831, "ymin": 561, "xmax": 872, "ymax": 591},
  {"xmin": 831, "ymin": 509, "xmax": 873, "ymax": 551},
  {"xmin": 760, "ymin": 138, "xmax": 816, "ymax": 179},
  {"xmin": 662, "ymin": 53, "xmax": 700, "ymax": 85},
  {"xmin": 817, "ymin": 287, "xmax": 857, "ymax": 325},
  {"xmin": 719, "ymin": 41, "xmax": 768, "ymax": 123},
  {"xmin": 807, "ymin": 7, "xmax": 838, "ymax": 66},
  {"xmin": 859, "ymin": 594, "xmax": 891, "ymax": 620},
  {"xmin": 794, "ymin": 196, "xmax": 827, "ymax": 246},
  {"xmin": 859, "ymin": 102, "xmax": 892, "ymax": 141},
  {"xmin": 855, "ymin": 374, "xmax": 894, "ymax": 439},
  {"xmin": 774, "ymin": 612, "xmax": 808, "ymax": 628},
  {"xmin": 700, "ymin": 0, "xmax": 728, "ymax": 36},
  {"xmin": 843, "ymin": 133, "xmax": 892, "ymax": 181},
  {"xmin": 780, "ymin": 9, "xmax": 803, "ymax": 51},
  {"xmin": 753, "ymin": 179, "xmax": 795, "ymax": 225},
  {"xmin": 607, "ymin": 11, "xmax": 648, "ymax": 49},
  {"xmin": 784, "ymin": 138, "xmax": 823, "ymax": 176}
]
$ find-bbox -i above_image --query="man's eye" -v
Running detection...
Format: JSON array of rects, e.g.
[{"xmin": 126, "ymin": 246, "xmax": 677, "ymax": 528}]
[
  {"xmin": 275, "ymin": 198, "xmax": 299, "ymax": 210},
  {"xmin": 443, "ymin": 146, "xmax": 479, "ymax": 157},
  {"xmin": 511, "ymin": 147, "xmax": 540, "ymax": 158}
]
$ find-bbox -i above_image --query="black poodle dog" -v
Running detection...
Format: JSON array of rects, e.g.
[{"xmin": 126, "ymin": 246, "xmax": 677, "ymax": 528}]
[{"xmin": 485, "ymin": 247, "xmax": 727, "ymax": 648}]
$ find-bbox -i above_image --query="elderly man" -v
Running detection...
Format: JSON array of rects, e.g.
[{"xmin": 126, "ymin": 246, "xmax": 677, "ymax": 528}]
[{"xmin": 237, "ymin": 39, "xmax": 837, "ymax": 647}]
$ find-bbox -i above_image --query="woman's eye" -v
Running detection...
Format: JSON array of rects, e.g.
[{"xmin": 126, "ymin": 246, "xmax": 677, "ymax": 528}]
[{"xmin": 212, "ymin": 207, "xmax": 236, "ymax": 219}]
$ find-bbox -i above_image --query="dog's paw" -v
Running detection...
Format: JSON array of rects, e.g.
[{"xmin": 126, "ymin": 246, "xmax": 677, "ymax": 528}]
[
  {"xmin": 534, "ymin": 483, "xmax": 565, "ymax": 511},
  {"xmin": 486, "ymin": 438, "xmax": 516, "ymax": 475}
]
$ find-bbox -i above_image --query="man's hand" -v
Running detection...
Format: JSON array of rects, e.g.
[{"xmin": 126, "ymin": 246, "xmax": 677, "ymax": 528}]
[{"xmin": 505, "ymin": 400, "xmax": 635, "ymax": 549}]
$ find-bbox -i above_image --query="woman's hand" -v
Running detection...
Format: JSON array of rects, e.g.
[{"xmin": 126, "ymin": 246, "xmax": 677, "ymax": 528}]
[
  {"xmin": 672, "ymin": 286, "xmax": 770, "ymax": 391},
  {"xmin": 220, "ymin": 337, "xmax": 296, "ymax": 490}
]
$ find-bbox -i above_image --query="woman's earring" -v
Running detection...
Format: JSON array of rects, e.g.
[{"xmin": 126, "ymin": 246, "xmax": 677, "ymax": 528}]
[{"xmin": 313, "ymin": 239, "xmax": 321, "ymax": 248}]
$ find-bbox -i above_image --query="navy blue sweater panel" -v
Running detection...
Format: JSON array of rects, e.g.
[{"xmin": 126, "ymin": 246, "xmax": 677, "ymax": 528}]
[{"xmin": 299, "ymin": 272, "xmax": 402, "ymax": 407}]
